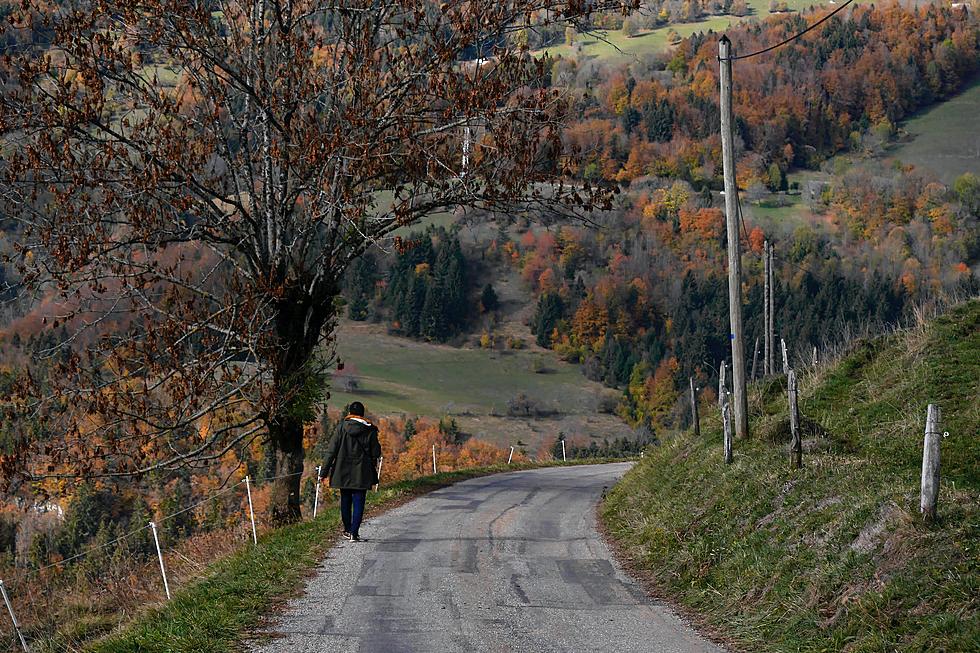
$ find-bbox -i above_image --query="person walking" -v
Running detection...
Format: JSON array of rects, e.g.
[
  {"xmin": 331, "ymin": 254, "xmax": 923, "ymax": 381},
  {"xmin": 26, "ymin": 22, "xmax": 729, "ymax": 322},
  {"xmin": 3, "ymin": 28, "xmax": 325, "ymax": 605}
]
[{"xmin": 323, "ymin": 401, "xmax": 382, "ymax": 541}]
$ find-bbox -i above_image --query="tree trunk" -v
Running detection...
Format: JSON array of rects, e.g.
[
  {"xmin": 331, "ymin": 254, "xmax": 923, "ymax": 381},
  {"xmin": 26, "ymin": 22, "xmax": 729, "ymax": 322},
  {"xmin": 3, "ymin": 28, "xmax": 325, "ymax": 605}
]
[
  {"xmin": 268, "ymin": 411, "xmax": 306, "ymax": 525},
  {"xmin": 265, "ymin": 284, "xmax": 337, "ymax": 526}
]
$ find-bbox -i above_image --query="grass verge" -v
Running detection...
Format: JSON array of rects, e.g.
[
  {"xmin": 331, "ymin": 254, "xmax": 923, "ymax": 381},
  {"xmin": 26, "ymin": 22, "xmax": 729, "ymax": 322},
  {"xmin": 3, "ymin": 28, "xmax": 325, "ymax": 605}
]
[
  {"xmin": 601, "ymin": 300, "xmax": 979, "ymax": 652},
  {"xmin": 87, "ymin": 458, "xmax": 631, "ymax": 653}
]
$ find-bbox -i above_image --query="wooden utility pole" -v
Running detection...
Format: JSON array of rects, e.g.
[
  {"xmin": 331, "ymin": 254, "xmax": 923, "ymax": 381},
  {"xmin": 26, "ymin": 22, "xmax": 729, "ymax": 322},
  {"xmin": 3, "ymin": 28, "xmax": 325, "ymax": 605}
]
[
  {"xmin": 690, "ymin": 377, "xmax": 701, "ymax": 437},
  {"xmin": 719, "ymin": 35, "xmax": 748, "ymax": 439},
  {"xmin": 920, "ymin": 404, "xmax": 941, "ymax": 523},
  {"xmin": 764, "ymin": 240, "xmax": 771, "ymax": 376}
]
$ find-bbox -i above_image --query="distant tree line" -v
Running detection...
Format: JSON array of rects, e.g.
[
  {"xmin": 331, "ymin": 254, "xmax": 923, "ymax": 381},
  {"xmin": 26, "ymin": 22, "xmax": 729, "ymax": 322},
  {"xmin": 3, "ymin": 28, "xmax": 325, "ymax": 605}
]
[
  {"xmin": 552, "ymin": 429, "xmax": 653, "ymax": 460},
  {"xmin": 343, "ymin": 228, "xmax": 473, "ymax": 343}
]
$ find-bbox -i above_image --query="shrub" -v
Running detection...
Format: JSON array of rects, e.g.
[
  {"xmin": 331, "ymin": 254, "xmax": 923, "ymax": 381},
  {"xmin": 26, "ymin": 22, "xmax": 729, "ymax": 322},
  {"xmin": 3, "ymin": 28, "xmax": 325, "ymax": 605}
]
[{"xmin": 507, "ymin": 393, "xmax": 540, "ymax": 417}]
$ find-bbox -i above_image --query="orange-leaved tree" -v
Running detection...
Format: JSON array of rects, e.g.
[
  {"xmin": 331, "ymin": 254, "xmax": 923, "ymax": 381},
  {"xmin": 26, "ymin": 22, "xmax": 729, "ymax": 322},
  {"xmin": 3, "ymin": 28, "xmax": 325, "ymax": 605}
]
[{"xmin": 0, "ymin": 0, "xmax": 632, "ymax": 523}]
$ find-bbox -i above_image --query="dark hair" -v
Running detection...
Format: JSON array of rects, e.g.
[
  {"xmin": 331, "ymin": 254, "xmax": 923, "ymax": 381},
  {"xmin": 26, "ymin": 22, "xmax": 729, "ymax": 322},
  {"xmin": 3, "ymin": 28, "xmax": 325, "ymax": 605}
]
[{"xmin": 348, "ymin": 401, "xmax": 365, "ymax": 417}]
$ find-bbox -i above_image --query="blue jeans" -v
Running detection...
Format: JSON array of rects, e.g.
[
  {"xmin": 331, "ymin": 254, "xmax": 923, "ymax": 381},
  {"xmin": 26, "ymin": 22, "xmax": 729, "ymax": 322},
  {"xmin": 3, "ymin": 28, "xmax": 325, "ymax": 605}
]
[{"xmin": 340, "ymin": 489, "xmax": 366, "ymax": 536}]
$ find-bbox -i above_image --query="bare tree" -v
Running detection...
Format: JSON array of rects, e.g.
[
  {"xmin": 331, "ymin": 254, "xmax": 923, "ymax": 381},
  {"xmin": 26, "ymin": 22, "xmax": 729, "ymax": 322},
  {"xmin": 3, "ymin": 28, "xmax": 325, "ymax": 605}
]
[{"xmin": 0, "ymin": 1, "xmax": 630, "ymax": 522}]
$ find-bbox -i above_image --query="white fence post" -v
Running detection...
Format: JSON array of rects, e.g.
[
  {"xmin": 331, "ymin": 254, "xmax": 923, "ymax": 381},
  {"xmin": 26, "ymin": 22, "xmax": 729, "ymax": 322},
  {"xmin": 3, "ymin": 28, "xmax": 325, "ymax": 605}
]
[
  {"xmin": 561, "ymin": 439, "xmax": 566, "ymax": 462},
  {"xmin": 508, "ymin": 446, "xmax": 515, "ymax": 465},
  {"xmin": 432, "ymin": 445, "xmax": 437, "ymax": 474},
  {"xmin": 148, "ymin": 521, "xmax": 171, "ymax": 600},
  {"xmin": 781, "ymin": 338, "xmax": 789, "ymax": 374},
  {"xmin": 0, "ymin": 580, "xmax": 28, "ymax": 652},
  {"xmin": 375, "ymin": 456, "xmax": 383, "ymax": 490},
  {"xmin": 244, "ymin": 475, "xmax": 258, "ymax": 545},
  {"xmin": 313, "ymin": 466, "xmax": 322, "ymax": 519},
  {"xmin": 920, "ymin": 404, "xmax": 942, "ymax": 523}
]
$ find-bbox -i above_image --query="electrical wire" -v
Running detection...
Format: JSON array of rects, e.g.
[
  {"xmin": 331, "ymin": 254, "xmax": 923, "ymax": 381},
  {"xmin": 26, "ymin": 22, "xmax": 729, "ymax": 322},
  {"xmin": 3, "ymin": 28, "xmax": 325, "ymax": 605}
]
[
  {"xmin": 158, "ymin": 480, "xmax": 244, "ymax": 524},
  {"xmin": 721, "ymin": 0, "xmax": 857, "ymax": 61},
  {"xmin": 31, "ymin": 523, "xmax": 152, "ymax": 574},
  {"xmin": 774, "ymin": 252, "xmax": 821, "ymax": 278},
  {"xmin": 734, "ymin": 183, "xmax": 750, "ymax": 241},
  {"xmin": 19, "ymin": 477, "xmax": 253, "ymax": 578},
  {"xmin": 260, "ymin": 470, "xmax": 306, "ymax": 482}
]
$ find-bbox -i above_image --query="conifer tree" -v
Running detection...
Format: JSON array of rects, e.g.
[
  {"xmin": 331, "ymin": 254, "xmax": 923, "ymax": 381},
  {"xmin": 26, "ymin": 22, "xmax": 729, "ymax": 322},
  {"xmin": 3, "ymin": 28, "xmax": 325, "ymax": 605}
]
[
  {"xmin": 346, "ymin": 254, "xmax": 378, "ymax": 321},
  {"xmin": 533, "ymin": 292, "xmax": 565, "ymax": 347},
  {"xmin": 480, "ymin": 284, "xmax": 499, "ymax": 313}
]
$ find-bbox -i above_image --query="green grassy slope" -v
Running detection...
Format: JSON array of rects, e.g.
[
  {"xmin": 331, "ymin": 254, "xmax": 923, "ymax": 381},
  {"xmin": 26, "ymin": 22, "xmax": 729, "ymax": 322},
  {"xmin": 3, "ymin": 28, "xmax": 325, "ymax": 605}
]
[
  {"xmin": 330, "ymin": 320, "xmax": 634, "ymax": 451},
  {"xmin": 333, "ymin": 321, "xmax": 599, "ymax": 416},
  {"xmin": 534, "ymin": 1, "xmax": 872, "ymax": 65},
  {"xmin": 602, "ymin": 300, "xmax": 979, "ymax": 652},
  {"xmin": 889, "ymin": 75, "xmax": 980, "ymax": 184}
]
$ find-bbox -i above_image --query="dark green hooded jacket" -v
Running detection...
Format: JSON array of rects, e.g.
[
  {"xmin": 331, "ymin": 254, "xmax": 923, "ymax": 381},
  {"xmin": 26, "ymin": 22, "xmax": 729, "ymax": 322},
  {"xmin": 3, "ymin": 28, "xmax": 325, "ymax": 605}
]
[{"xmin": 324, "ymin": 416, "xmax": 382, "ymax": 490}]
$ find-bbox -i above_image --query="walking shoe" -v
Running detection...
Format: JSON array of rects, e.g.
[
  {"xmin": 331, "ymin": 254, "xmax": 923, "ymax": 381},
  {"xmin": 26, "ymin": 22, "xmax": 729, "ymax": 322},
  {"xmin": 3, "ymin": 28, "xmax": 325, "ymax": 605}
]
[
  {"xmin": 351, "ymin": 533, "xmax": 362, "ymax": 542},
  {"xmin": 343, "ymin": 531, "xmax": 353, "ymax": 540}
]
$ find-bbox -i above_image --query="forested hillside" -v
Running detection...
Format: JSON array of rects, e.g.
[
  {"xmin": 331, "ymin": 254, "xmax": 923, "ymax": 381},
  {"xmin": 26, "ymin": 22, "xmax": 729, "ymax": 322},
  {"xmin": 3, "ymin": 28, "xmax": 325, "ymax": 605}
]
[
  {"xmin": 501, "ymin": 2, "xmax": 980, "ymax": 432},
  {"xmin": 0, "ymin": 1, "xmax": 977, "ymax": 650},
  {"xmin": 326, "ymin": 4, "xmax": 980, "ymax": 440}
]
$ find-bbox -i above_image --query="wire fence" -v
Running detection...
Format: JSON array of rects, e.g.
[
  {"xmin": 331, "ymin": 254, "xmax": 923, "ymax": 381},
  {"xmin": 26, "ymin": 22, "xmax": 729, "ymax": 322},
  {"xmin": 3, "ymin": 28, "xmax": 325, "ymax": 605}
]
[
  {"xmin": 0, "ymin": 470, "xmax": 311, "ymax": 653},
  {"xmin": 0, "ymin": 451, "xmax": 544, "ymax": 653}
]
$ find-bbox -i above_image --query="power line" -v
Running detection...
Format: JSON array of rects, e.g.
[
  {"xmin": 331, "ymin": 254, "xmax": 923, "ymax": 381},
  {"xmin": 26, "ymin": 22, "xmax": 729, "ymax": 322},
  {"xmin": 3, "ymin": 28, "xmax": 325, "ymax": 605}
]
[
  {"xmin": 733, "ymin": 178, "xmax": 750, "ymax": 241},
  {"xmin": 721, "ymin": 0, "xmax": 857, "ymax": 61},
  {"xmin": 773, "ymin": 252, "xmax": 820, "ymax": 278},
  {"xmin": 31, "ymin": 523, "xmax": 152, "ymax": 574},
  {"xmin": 261, "ymin": 470, "xmax": 306, "ymax": 482},
  {"xmin": 159, "ymin": 480, "xmax": 244, "ymax": 525},
  {"xmin": 17, "ymin": 476, "xmax": 255, "ymax": 580}
]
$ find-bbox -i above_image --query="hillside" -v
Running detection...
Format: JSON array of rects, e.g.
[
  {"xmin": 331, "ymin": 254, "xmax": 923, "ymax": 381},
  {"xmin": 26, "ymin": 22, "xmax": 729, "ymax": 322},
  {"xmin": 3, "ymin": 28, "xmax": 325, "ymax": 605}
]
[
  {"xmin": 533, "ymin": 0, "xmax": 876, "ymax": 65},
  {"xmin": 602, "ymin": 299, "xmax": 980, "ymax": 652},
  {"xmin": 888, "ymin": 73, "xmax": 980, "ymax": 185},
  {"xmin": 331, "ymin": 318, "xmax": 634, "ymax": 454}
]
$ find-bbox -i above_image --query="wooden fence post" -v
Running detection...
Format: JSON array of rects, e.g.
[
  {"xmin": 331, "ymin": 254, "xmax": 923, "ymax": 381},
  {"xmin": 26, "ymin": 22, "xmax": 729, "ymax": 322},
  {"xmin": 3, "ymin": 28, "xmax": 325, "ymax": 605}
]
[
  {"xmin": 718, "ymin": 360, "xmax": 727, "ymax": 411},
  {"xmin": 920, "ymin": 404, "xmax": 941, "ymax": 523},
  {"xmin": 722, "ymin": 392, "xmax": 733, "ymax": 464},
  {"xmin": 768, "ymin": 242, "xmax": 775, "ymax": 375},
  {"xmin": 788, "ymin": 369, "xmax": 802, "ymax": 469},
  {"xmin": 690, "ymin": 377, "xmax": 700, "ymax": 437},
  {"xmin": 763, "ymin": 240, "xmax": 770, "ymax": 376},
  {"xmin": 751, "ymin": 336, "xmax": 760, "ymax": 381}
]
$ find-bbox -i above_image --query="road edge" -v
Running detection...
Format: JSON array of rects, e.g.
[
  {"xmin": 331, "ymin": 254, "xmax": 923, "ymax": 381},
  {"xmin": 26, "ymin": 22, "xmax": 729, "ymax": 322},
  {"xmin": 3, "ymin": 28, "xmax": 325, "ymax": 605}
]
[
  {"xmin": 87, "ymin": 459, "xmax": 635, "ymax": 653},
  {"xmin": 595, "ymin": 495, "xmax": 744, "ymax": 653}
]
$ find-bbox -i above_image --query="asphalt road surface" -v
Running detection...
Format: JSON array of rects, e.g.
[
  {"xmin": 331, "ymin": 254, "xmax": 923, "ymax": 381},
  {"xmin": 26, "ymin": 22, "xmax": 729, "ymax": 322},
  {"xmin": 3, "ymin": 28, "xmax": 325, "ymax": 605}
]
[{"xmin": 251, "ymin": 463, "xmax": 725, "ymax": 653}]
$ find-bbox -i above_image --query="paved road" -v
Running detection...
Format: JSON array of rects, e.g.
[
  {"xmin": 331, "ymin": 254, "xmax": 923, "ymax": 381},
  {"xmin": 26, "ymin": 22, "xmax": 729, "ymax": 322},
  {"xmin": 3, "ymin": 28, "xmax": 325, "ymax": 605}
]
[{"xmin": 251, "ymin": 463, "xmax": 724, "ymax": 653}]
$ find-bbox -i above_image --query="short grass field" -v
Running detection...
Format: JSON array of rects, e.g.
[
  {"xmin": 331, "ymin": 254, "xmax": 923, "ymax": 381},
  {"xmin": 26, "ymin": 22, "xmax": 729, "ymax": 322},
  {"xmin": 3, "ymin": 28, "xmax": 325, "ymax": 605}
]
[
  {"xmin": 736, "ymin": 70, "xmax": 980, "ymax": 233},
  {"xmin": 739, "ymin": 195, "xmax": 814, "ymax": 233},
  {"xmin": 602, "ymin": 299, "xmax": 980, "ymax": 652},
  {"xmin": 887, "ymin": 74, "xmax": 980, "ymax": 184},
  {"xmin": 536, "ymin": 18, "xmax": 735, "ymax": 64},
  {"xmin": 330, "ymin": 319, "xmax": 633, "ymax": 452},
  {"xmin": 534, "ymin": 1, "xmax": 868, "ymax": 65}
]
